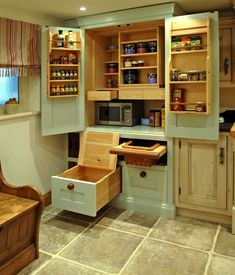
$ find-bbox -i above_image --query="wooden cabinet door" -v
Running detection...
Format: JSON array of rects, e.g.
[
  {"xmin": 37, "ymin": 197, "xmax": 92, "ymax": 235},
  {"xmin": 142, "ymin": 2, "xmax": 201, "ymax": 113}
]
[
  {"xmin": 178, "ymin": 136, "xmax": 227, "ymax": 210},
  {"xmin": 165, "ymin": 12, "xmax": 219, "ymax": 140},
  {"xmin": 41, "ymin": 26, "xmax": 85, "ymax": 136},
  {"xmin": 219, "ymin": 28, "xmax": 232, "ymax": 81}
]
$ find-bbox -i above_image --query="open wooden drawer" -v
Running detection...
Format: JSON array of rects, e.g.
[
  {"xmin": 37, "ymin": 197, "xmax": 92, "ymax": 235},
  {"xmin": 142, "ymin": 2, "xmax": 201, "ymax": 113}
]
[
  {"xmin": 52, "ymin": 131, "xmax": 121, "ymax": 216},
  {"xmin": 110, "ymin": 140, "xmax": 167, "ymax": 167}
]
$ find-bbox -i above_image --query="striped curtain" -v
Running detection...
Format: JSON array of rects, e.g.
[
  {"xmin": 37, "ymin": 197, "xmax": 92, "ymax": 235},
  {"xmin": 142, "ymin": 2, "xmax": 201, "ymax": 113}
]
[{"xmin": 0, "ymin": 18, "xmax": 41, "ymax": 77}]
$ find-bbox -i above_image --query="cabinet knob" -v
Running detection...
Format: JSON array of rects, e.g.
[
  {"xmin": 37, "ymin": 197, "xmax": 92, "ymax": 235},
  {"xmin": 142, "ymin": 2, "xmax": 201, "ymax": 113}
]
[
  {"xmin": 67, "ymin": 183, "xmax": 75, "ymax": 190},
  {"xmin": 140, "ymin": 171, "xmax": 147, "ymax": 178}
]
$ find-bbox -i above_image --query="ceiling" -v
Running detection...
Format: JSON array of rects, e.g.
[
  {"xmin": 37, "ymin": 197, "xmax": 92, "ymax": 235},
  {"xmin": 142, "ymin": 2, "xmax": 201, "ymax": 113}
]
[{"xmin": 0, "ymin": 0, "xmax": 233, "ymax": 20}]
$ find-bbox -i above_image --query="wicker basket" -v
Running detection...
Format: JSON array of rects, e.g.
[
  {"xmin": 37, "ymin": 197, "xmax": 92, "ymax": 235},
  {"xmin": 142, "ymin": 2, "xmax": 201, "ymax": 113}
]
[{"xmin": 124, "ymin": 155, "xmax": 156, "ymax": 167}]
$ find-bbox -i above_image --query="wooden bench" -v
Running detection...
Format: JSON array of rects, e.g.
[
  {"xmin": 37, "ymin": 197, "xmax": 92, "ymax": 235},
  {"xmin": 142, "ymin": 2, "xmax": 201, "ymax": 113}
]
[{"xmin": 0, "ymin": 164, "xmax": 44, "ymax": 274}]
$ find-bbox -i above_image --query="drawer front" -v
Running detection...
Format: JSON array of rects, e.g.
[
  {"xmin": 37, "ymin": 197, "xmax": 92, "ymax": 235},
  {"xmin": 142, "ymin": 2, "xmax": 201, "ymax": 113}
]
[
  {"xmin": 143, "ymin": 88, "xmax": 165, "ymax": 99},
  {"xmin": 119, "ymin": 89, "xmax": 143, "ymax": 99},
  {"xmin": 52, "ymin": 176, "xmax": 97, "ymax": 216},
  {"xmin": 122, "ymin": 165, "xmax": 167, "ymax": 202}
]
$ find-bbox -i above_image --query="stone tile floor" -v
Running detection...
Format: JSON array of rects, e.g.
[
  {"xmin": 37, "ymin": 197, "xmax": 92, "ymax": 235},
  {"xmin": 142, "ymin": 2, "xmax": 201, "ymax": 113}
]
[{"xmin": 19, "ymin": 205, "xmax": 235, "ymax": 275}]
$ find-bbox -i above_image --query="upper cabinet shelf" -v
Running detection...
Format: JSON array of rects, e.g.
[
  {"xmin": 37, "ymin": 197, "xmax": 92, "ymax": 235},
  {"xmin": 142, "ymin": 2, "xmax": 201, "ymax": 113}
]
[{"xmin": 119, "ymin": 27, "xmax": 164, "ymax": 89}]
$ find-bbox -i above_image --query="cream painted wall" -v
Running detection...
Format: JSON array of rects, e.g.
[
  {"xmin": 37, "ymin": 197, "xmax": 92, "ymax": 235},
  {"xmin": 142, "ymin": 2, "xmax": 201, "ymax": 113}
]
[
  {"xmin": 0, "ymin": 115, "xmax": 67, "ymax": 194},
  {"xmin": 0, "ymin": 7, "xmax": 67, "ymax": 195}
]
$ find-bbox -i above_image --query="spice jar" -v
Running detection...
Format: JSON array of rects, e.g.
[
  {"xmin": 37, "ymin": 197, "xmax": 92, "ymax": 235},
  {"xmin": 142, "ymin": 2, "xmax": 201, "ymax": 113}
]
[
  {"xmin": 106, "ymin": 78, "xmax": 113, "ymax": 88},
  {"xmin": 172, "ymin": 89, "xmax": 184, "ymax": 111},
  {"xmin": 136, "ymin": 42, "xmax": 147, "ymax": 53}
]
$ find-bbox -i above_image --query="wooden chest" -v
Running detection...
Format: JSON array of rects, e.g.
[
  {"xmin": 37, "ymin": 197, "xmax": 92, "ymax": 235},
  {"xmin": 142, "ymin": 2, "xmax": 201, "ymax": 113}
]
[
  {"xmin": 52, "ymin": 131, "xmax": 121, "ymax": 216},
  {"xmin": 0, "ymin": 193, "xmax": 39, "ymax": 273}
]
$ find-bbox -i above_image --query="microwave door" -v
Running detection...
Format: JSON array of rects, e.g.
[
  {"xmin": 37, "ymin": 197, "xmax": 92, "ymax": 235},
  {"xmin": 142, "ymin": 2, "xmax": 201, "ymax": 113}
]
[{"xmin": 107, "ymin": 105, "xmax": 123, "ymax": 125}]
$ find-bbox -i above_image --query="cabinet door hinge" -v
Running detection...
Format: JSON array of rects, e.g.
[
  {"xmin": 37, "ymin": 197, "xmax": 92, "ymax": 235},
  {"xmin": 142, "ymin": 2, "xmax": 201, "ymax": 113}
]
[
  {"xmin": 179, "ymin": 141, "xmax": 181, "ymax": 149},
  {"xmin": 179, "ymin": 187, "xmax": 181, "ymax": 195}
]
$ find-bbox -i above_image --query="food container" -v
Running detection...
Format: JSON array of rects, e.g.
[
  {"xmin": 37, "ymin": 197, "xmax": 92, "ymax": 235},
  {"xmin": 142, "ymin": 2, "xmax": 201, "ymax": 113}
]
[
  {"xmin": 141, "ymin": 117, "xmax": 150, "ymax": 126},
  {"xmin": 181, "ymin": 36, "xmax": 191, "ymax": 50},
  {"xmin": 149, "ymin": 110, "xmax": 161, "ymax": 127},
  {"xmin": 124, "ymin": 70, "xmax": 138, "ymax": 84},
  {"xmin": 137, "ymin": 60, "xmax": 144, "ymax": 66},
  {"xmin": 136, "ymin": 42, "xmax": 147, "ymax": 53},
  {"xmin": 172, "ymin": 89, "xmax": 184, "ymax": 111},
  {"xmin": 124, "ymin": 44, "xmax": 136, "ymax": 54},
  {"xmin": 195, "ymin": 102, "xmax": 205, "ymax": 112},
  {"xmin": 107, "ymin": 63, "xmax": 118, "ymax": 73},
  {"xmin": 148, "ymin": 73, "xmax": 157, "ymax": 84},
  {"xmin": 131, "ymin": 61, "xmax": 138, "ymax": 67},
  {"xmin": 171, "ymin": 36, "xmax": 181, "ymax": 51},
  {"xmin": 125, "ymin": 59, "xmax": 132, "ymax": 67},
  {"xmin": 190, "ymin": 35, "xmax": 201, "ymax": 50},
  {"xmin": 106, "ymin": 78, "xmax": 113, "ymax": 88},
  {"xmin": 147, "ymin": 41, "xmax": 157, "ymax": 52}
]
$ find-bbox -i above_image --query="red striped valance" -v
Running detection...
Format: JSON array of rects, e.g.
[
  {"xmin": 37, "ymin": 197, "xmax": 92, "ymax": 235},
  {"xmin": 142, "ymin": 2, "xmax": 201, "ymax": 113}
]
[{"xmin": 0, "ymin": 18, "xmax": 41, "ymax": 76}]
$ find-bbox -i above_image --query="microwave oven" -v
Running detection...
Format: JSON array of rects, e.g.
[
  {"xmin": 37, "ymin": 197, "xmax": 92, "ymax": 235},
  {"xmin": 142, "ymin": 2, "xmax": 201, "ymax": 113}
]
[{"xmin": 95, "ymin": 101, "xmax": 144, "ymax": 126}]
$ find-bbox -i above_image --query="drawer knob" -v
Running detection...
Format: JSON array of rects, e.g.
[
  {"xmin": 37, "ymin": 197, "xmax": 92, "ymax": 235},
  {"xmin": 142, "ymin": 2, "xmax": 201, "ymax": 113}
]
[
  {"xmin": 140, "ymin": 171, "xmax": 146, "ymax": 178},
  {"xmin": 67, "ymin": 183, "xmax": 75, "ymax": 190}
]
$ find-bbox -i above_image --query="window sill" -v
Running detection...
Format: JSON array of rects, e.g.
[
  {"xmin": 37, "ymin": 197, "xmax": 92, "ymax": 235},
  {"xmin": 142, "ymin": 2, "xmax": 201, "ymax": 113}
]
[{"xmin": 0, "ymin": 111, "xmax": 40, "ymax": 121}]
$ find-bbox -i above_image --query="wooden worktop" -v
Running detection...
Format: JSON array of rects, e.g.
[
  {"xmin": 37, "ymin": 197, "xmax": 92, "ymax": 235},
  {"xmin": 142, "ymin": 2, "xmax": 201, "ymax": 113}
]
[{"xmin": 0, "ymin": 192, "xmax": 38, "ymax": 226}]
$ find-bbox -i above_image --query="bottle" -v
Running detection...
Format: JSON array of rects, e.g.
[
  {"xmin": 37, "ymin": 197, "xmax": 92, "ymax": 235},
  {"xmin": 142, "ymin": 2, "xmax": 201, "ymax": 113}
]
[
  {"xmin": 57, "ymin": 30, "xmax": 64, "ymax": 47},
  {"xmin": 67, "ymin": 30, "xmax": 74, "ymax": 48},
  {"xmin": 161, "ymin": 105, "xmax": 165, "ymax": 128}
]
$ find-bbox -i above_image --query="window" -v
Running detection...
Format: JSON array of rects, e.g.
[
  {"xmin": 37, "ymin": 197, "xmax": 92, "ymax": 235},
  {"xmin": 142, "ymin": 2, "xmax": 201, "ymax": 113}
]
[{"xmin": 0, "ymin": 76, "xmax": 19, "ymax": 106}]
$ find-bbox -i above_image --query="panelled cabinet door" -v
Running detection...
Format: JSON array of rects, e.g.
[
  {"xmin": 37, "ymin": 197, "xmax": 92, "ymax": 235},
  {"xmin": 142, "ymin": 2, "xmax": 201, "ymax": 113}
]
[
  {"xmin": 165, "ymin": 12, "xmax": 219, "ymax": 140},
  {"xmin": 41, "ymin": 26, "xmax": 85, "ymax": 136},
  {"xmin": 178, "ymin": 136, "xmax": 227, "ymax": 210},
  {"xmin": 219, "ymin": 28, "xmax": 232, "ymax": 81}
]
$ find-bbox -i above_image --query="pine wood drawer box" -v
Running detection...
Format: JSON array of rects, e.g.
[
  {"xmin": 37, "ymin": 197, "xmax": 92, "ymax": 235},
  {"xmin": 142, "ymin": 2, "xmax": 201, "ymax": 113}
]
[{"xmin": 52, "ymin": 131, "xmax": 121, "ymax": 216}]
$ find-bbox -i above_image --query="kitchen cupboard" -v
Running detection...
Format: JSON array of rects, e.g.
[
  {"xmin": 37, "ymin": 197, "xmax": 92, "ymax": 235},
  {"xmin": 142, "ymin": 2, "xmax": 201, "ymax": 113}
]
[
  {"xmin": 174, "ymin": 134, "xmax": 233, "ymax": 221},
  {"xmin": 219, "ymin": 17, "xmax": 235, "ymax": 86}
]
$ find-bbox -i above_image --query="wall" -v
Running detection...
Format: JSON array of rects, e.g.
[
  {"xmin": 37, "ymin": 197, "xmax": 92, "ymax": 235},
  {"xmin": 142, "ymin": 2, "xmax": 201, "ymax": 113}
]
[
  {"xmin": 0, "ymin": 4, "xmax": 63, "ymax": 25},
  {"xmin": 0, "ymin": 115, "xmax": 67, "ymax": 194},
  {"xmin": 0, "ymin": 6, "xmax": 67, "ymax": 195}
]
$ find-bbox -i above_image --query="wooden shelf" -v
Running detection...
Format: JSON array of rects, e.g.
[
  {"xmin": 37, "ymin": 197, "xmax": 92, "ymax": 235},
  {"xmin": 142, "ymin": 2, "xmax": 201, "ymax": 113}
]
[
  {"xmin": 105, "ymin": 61, "xmax": 118, "ymax": 63},
  {"xmin": 169, "ymin": 110, "xmax": 208, "ymax": 115},
  {"xmin": 121, "ymin": 38, "xmax": 157, "ymax": 44},
  {"xmin": 50, "ymin": 64, "xmax": 79, "ymax": 67},
  {"xmin": 50, "ymin": 79, "xmax": 78, "ymax": 82},
  {"xmin": 170, "ymin": 102, "xmax": 205, "ymax": 105},
  {"xmin": 120, "ymin": 52, "xmax": 157, "ymax": 57},
  {"xmin": 50, "ymin": 47, "xmax": 80, "ymax": 51},
  {"xmin": 104, "ymin": 73, "xmax": 119, "ymax": 76},
  {"xmin": 171, "ymin": 49, "xmax": 207, "ymax": 54},
  {"xmin": 170, "ymin": 81, "xmax": 206, "ymax": 84},
  {"xmin": 48, "ymin": 94, "xmax": 79, "ymax": 98},
  {"xmin": 105, "ymin": 49, "xmax": 118, "ymax": 53},
  {"xmin": 171, "ymin": 27, "xmax": 208, "ymax": 36},
  {"xmin": 119, "ymin": 84, "xmax": 160, "ymax": 87},
  {"xmin": 121, "ymin": 66, "xmax": 157, "ymax": 70}
]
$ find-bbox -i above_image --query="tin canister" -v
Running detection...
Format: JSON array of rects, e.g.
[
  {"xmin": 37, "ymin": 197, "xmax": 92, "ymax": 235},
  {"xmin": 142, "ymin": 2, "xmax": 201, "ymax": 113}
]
[
  {"xmin": 149, "ymin": 110, "xmax": 161, "ymax": 127},
  {"xmin": 172, "ymin": 89, "xmax": 184, "ymax": 111}
]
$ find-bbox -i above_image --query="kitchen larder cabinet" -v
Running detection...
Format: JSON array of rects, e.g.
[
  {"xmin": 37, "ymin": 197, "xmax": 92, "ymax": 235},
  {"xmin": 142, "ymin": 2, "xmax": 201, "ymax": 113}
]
[
  {"xmin": 165, "ymin": 12, "xmax": 219, "ymax": 140},
  {"xmin": 41, "ymin": 26, "xmax": 85, "ymax": 136},
  {"xmin": 174, "ymin": 135, "xmax": 228, "ymax": 213}
]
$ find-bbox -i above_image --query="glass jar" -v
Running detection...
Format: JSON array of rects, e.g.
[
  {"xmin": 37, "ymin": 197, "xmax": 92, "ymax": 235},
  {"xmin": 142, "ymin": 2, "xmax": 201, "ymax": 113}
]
[
  {"xmin": 131, "ymin": 61, "xmax": 138, "ymax": 67},
  {"xmin": 195, "ymin": 102, "xmax": 205, "ymax": 112},
  {"xmin": 124, "ymin": 44, "xmax": 136, "ymax": 54},
  {"xmin": 147, "ymin": 41, "xmax": 157, "ymax": 52},
  {"xmin": 136, "ymin": 42, "xmax": 147, "ymax": 53},
  {"xmin": 124, "ymin": 70, "xmax": 138, "ymax": 84},
  {"xmin": 148, "ymin": 73, "xmax": 157, "ymax": 84},
  {"xmin": 107, "ymin": 63, "xmax": 118, "ymax": 73},
  {"xmin": 124, "ymin": 59, "xmax": 132, "ymax": 67},
  {"xmin": 137, "ymin": 60, "xmax": 144, "ymax": 66}
]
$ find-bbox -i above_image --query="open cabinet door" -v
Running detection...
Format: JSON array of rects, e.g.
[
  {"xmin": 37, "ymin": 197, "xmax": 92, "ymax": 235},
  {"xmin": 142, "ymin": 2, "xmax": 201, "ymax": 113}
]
[
  {"xmin": 41, "ymin": 26, "xmax": 85, "ymax": 136},
  {"xmin": 165, "ymin": 12, "xmax": 219, "ymax": 140}
]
